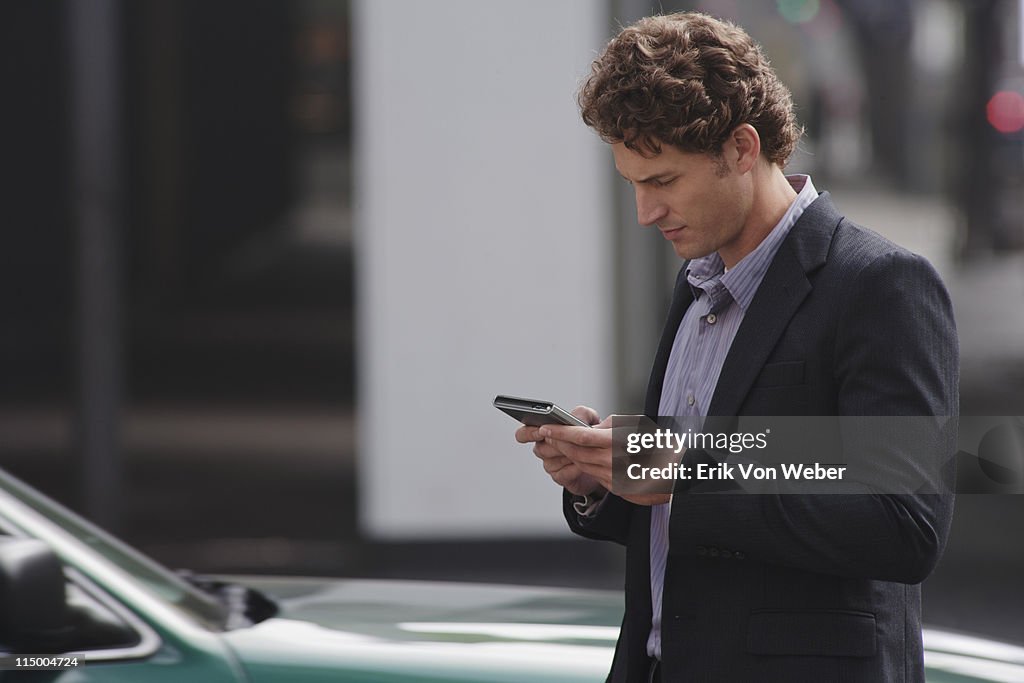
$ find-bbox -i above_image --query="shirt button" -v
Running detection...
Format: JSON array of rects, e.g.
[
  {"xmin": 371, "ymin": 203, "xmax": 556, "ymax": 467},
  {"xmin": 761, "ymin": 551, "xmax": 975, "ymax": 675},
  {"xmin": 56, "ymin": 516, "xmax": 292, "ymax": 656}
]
[
  {"xmin": 687, "ymin": 395, "xmax": 695, "ymax": 406},
  {"xmin": 706, "ymin": 313, "xmax": 717, "ymax": 324}
]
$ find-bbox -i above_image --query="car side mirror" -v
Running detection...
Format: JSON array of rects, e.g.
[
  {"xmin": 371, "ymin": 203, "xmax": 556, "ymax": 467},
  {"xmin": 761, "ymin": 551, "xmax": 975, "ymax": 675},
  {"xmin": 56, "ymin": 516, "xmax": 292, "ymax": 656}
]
[{"xmin": 0, "ymin": 537, "xmax": 74, "ymax": 651}]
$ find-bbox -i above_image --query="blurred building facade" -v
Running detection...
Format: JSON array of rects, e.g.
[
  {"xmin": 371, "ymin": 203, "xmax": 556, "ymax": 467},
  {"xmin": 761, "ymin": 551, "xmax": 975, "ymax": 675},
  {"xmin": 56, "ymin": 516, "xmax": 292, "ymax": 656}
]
[{"xmin": 3, "ymin": 0, "xmax": 357, "ymax": 569}]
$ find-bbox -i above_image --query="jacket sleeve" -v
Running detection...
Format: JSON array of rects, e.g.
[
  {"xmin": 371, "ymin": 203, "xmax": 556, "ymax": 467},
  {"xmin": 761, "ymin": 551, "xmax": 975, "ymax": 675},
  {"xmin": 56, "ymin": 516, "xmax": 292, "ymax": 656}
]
[
  {"xmin": 563, "ymin": 489, "xmax": 635, "ymax": 547},
  {"xmin": 666, "ymin": 251, "xmax": 958, "ymax": 584}
]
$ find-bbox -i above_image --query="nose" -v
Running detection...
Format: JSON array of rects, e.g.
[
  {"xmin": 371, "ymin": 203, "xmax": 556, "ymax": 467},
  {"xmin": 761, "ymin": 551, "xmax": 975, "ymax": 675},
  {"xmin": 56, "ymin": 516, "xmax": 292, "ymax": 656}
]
[{"xmin": 634, "ymin": 186, "xmax": 668, "ymax": 227}]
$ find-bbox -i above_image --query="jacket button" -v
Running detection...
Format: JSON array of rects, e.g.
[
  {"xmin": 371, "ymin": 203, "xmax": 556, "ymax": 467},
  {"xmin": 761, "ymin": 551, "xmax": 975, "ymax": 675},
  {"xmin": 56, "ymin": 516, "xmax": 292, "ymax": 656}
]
[
  {"xmin": 709, "ymin": 547, "xmax": 720, "ymax": 558},
  {"xmin": 696, "ymin": 545, "xmax": 707, "ymax": 557}
]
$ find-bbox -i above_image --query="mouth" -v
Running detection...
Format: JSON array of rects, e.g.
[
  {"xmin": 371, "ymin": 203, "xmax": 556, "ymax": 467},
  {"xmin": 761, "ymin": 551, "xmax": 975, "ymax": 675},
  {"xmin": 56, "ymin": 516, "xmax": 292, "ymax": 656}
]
[{"xmin": 660, "ymin": 226, "xmax": 686, "ymax": 240}]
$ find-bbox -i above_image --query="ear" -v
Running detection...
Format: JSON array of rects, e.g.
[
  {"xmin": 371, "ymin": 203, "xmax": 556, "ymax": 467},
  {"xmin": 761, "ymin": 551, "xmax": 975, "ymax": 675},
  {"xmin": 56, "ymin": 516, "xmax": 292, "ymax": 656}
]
[{"xmin": 729, "ymin": 124, "xmax": 760, "ymax": 174}]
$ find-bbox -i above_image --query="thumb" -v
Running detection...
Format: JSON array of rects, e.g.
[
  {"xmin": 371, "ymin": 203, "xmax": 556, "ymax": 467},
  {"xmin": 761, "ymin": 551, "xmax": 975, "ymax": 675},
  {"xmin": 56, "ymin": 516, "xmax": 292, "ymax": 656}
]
[
  {"xmin": 571, "ymin": 405, "xmax": 601, "ymax": 426},
  {"xmin": 596, "ymin": 413, "xmax": 647, "ymax": 429}
]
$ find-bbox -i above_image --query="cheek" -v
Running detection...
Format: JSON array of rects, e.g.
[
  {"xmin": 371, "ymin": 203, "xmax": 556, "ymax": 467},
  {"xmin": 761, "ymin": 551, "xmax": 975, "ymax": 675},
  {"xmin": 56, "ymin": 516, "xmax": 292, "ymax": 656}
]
[
  {"xmin": 690, "ymin": 194, "xmax": 730, "ymax": 228},
  {"xmin": 711, "ymin": 183, "xmax": 746, "ymax": 223}
]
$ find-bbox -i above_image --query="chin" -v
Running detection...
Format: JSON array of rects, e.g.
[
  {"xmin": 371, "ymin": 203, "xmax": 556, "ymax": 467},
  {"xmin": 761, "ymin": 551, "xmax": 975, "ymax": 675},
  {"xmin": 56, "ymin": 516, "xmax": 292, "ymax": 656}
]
[{"xmin": 673, "ymin": 242, "xmax": 714, "ymax": 261}]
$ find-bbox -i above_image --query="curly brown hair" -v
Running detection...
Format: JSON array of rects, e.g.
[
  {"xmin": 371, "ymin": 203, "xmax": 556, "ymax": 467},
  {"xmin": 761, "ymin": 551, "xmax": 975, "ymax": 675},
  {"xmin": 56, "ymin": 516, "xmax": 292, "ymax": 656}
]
[{"xmin": 578, "ymin": 12, "xmax": 801, "ymax": 166}]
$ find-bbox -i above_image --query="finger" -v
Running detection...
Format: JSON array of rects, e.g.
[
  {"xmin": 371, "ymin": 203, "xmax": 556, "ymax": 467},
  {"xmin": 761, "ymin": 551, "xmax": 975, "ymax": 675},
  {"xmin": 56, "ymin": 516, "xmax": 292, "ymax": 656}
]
[
  {"xmin": 542, "ymin": 455, "xmax": 572, "ymax": 475},
  {"xmin": 538, "ymin": 424, "xmax": 612, "ymax": 448},
  {"xmin": 543, "ymin": 437, "xmax": 609, "ymax": 467},
  {"xmin": 515, "ymin": 425, "xmax": 544, "ymax": 443},
  {"xmin": 574, "ymin": 460, "xmax": 613, "ymax": 491},
  {"xmin": 553, "ymin": 442, "xmax": 611, "ymax": 481},
  {"xmin": 595, "ymin": 413, "xmax": 650, "ymax": 429},
  {"xmin": 532, "ymin": 440, "xmax": 564, "ymax": 459}
]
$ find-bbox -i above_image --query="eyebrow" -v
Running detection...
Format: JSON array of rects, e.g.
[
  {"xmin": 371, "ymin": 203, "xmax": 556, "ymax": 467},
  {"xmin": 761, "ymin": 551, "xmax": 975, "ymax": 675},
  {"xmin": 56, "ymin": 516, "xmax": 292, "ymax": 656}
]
[{"xmin": 617, "ymin": 171, "xmax": 677, "ymax": 184}]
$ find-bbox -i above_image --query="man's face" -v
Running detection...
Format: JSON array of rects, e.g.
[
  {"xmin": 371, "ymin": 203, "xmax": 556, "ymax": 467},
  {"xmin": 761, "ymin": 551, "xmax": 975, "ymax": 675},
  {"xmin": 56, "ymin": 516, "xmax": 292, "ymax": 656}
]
[{"xmin": 612, "ymin": 141, "xmax": 752, "ymax": 263}]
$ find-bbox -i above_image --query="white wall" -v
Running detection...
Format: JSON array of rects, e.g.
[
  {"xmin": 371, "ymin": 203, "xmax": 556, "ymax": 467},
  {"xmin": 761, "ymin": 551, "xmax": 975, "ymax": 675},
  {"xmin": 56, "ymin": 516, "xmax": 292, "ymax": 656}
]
[{"xmin": 354, "ymin": 1, "xmax": 613, "ymax": 538}]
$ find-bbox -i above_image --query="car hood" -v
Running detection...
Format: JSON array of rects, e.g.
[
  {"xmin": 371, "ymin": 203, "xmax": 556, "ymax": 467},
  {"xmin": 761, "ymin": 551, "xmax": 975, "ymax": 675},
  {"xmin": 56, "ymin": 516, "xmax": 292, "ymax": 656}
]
[{"xmin": 219, "ymin": 577, "xmax": 620, "ymax": 683}]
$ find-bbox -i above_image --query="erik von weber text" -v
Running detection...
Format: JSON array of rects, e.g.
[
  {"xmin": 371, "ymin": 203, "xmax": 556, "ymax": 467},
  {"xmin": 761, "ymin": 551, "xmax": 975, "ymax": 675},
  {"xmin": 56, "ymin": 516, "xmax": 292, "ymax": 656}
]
[{"xmin": 627, "ymin": 462, "xmax": 848, "ymax": 481}]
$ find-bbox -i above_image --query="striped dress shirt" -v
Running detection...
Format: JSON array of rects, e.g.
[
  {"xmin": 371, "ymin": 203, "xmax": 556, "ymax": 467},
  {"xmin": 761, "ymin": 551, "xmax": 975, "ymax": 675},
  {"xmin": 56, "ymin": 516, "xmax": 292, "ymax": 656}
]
[{"xmin": 647, "ymin": 175, "xmax": 818, "ymax": 659}]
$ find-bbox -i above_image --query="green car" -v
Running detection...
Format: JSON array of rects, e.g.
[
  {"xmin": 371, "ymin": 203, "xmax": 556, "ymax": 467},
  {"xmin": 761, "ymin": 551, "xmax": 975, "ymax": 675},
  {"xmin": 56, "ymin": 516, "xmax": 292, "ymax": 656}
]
[{"xmin": 0, "ymin": 468, "xmax": 1021, "ymax": 682}]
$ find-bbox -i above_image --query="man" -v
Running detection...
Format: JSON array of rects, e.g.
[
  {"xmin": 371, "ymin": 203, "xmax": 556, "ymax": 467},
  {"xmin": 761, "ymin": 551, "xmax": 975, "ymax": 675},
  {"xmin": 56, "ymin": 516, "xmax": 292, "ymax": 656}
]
[{"xmin": 514, "ymin": 12, "xmax": 957, "ymax": 682}]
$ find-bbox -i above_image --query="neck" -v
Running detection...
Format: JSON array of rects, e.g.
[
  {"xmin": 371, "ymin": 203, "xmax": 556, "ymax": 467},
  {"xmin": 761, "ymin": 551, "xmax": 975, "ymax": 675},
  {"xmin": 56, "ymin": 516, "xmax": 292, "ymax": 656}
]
[{"xmin": 720, "ymin": 165, "xmax": 798, "ymax": 268}]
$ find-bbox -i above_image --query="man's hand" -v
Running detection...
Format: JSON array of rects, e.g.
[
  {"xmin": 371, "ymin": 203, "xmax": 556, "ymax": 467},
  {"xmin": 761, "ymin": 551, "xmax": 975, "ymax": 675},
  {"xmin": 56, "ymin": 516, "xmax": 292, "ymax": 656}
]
[
  {"xmin": 515, "ymin": 406, "xmax": 604, "ymax": 496},
  {"xmin": 538, "ymin": 415, "xmax": 670, "ymax": 506}
]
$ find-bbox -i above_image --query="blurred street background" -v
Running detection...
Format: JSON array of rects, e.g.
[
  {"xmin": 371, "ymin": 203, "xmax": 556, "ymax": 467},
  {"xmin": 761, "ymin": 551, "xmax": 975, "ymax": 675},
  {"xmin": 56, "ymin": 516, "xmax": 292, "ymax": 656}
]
[{"xmin": 2, "ymin": 0, "xmax": 1024, "ymax": 646}]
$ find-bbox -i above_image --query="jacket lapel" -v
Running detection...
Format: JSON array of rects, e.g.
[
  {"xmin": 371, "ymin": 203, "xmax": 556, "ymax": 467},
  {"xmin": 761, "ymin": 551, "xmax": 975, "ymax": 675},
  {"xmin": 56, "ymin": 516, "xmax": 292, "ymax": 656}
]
[{"xmin": 707, "ymin": 192, "xmax": 841, "ymax": 416}]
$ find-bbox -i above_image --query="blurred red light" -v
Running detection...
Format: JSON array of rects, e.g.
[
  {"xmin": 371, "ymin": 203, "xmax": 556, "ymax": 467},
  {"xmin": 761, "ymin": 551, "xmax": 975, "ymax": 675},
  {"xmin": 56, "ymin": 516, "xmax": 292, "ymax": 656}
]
[{"xmin": 986, "ymin": 90, "xmax": 1024, "ymax": 134}]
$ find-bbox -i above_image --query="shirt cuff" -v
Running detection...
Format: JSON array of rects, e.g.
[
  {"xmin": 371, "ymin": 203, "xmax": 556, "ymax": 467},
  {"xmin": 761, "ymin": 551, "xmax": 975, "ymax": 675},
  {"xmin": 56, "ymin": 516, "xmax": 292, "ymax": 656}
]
[{"xmin": 572, "ymin": 489, "xmax": 608, "ymax": 517}]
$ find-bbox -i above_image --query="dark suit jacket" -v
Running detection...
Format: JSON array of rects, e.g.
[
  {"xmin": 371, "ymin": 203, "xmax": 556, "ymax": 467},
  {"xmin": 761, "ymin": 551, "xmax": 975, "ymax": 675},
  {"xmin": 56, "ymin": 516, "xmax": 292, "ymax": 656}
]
[{"xmin": 564, "ymin": 193, "xmax": 958, "ymax": 682}]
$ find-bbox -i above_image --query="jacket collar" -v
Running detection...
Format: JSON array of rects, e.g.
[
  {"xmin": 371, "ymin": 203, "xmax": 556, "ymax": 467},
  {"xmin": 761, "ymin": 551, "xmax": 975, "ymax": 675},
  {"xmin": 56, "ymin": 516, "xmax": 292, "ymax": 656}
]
[{"xmin": 644, "ymin": 192, "xmax": 842, "ymax": 418}]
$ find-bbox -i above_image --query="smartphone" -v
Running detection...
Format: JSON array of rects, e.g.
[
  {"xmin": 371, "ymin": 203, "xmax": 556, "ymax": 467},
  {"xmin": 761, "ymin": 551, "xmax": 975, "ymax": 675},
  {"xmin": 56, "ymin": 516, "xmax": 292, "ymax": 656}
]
[{"xmin": 493, "ymin": 395, "xmax": 591, "ymax": 428}]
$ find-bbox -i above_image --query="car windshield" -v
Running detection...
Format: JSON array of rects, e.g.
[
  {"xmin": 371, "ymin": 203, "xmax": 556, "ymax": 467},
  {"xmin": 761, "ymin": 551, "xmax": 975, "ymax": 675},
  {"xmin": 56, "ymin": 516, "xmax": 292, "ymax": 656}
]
[{"xmin": 0, "ymin": 468, "xmax": 228, "ymax": 630}]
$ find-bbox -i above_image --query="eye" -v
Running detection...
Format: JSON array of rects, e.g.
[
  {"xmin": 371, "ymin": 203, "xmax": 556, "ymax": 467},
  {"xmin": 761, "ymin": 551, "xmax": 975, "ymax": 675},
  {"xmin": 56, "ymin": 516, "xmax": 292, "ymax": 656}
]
[{"xmin": 651, "ymin": 177, "xmax": 677, "ymax": 188}]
